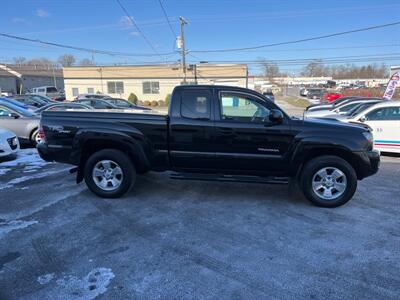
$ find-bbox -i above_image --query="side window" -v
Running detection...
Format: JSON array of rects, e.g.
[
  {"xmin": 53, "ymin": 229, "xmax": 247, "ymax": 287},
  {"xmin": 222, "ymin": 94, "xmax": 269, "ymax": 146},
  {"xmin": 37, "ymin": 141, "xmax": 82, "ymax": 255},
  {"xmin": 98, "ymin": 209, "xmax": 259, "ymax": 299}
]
[
  {"xmin": 219, "ymin": 92, "xmax": 270, "ymax": 123},
  {"xmin": 72, "ymin": 88, "xmax": 79, "ymax": 97},
  {"xmin": 87, "ymin": 88, "xmax": 94, "ymax": 94},
  {"xmin": 0, "ymin": 107, "xmax": 12, "ymax": 117},
  {"xmin": 181, "ymin": 90, "xmax": 211, "ymax": 120},
  {"xmin": 366, "ymin": 107, "xmax": 400, "ymax": 121}
]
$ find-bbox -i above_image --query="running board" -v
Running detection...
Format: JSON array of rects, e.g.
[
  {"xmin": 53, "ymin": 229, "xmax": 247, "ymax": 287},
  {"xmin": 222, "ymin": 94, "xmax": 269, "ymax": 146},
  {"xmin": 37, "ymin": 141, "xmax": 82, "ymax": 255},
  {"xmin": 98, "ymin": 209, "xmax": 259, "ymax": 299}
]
[{"xmin": 170, "ymin": 173, "xmax": 289, "ymax": 185}]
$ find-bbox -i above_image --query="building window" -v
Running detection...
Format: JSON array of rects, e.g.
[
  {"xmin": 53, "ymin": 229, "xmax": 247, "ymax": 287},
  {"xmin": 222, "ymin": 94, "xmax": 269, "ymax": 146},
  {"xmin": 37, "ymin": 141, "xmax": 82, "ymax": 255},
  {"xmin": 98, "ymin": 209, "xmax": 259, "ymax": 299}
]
[
  {"xmin": 142, "ymin": 81, "xmax": 160, "ymax": 94},
  {"xmin": 87, "ymin": 87, "xmax": 94, "ymax": 94},
  {"xmin": 107, "ymin": 81, "xmax": 124, "ymax": 94},
  {"xmin": 72, "ymin": 88, "xmax": 79, "ymax": 97}
]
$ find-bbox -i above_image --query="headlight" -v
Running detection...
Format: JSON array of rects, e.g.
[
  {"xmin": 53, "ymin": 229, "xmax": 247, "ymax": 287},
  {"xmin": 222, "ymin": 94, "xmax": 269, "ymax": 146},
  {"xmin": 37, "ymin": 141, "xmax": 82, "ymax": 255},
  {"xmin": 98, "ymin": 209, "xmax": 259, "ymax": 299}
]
[{"xmin": 362, "ymin": 131, "xmax": 373, "ymax": 143}]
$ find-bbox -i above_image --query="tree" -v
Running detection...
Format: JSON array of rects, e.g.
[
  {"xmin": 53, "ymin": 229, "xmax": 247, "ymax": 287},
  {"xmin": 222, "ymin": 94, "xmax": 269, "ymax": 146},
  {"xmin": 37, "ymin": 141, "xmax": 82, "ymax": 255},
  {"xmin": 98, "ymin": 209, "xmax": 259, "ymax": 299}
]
[
  {"xmin": 301, "ymin": 60, "xmax": 326, "ymax": 77},
  {"xmin": 79, "ymin": 58, "xmax": 94, "ymax": 66},
  {"xmin": 259, "ymin": 59, "xmax": 281, "ymax": 82},
  {"xmin": 13, "ymin": 56, "xmax": 26, "ymax": 65},
  {"xmin": 128, "ymin": 92, "xmax": 138, "ymax": 104},
  {"xmin": 26, "ymin": 57, "xmax": 55, "ymax": 68},
  {"xmin": 58, "ymin": 54, "xmax": 76, "ymax": 67}
]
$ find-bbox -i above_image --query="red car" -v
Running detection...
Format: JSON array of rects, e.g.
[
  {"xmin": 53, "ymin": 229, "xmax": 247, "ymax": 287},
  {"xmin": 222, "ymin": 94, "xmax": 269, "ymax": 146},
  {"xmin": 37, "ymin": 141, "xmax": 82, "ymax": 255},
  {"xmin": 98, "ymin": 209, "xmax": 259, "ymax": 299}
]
[{"xmin": 321, "ymin": 92, "xmax": 343, "ymax": 103}]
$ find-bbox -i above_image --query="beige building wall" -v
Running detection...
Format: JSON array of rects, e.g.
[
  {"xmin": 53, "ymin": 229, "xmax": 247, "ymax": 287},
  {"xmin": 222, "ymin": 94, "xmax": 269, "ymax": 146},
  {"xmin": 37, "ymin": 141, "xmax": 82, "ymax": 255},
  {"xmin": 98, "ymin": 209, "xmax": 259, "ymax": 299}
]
[{"xmin": 63, "ymin": 64, "xmax": 248, "ymax": 101}]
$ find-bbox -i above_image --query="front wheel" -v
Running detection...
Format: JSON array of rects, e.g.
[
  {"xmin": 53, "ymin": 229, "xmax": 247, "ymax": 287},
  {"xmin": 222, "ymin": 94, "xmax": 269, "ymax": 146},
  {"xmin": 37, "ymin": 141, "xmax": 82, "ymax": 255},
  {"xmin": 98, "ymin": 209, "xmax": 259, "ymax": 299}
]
[
  {"xmin": 84, "ymin": 149, "xmax": 136, "ymax": 198},
  {"xmin": 300, "ymin": 156, "xmax": 357, "ymax": 208}
]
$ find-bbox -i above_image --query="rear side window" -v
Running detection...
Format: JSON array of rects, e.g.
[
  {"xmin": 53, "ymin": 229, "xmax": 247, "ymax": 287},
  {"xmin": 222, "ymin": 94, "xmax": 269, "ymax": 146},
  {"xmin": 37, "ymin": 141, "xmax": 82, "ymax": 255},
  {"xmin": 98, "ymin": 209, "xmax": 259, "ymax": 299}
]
[{"xmin": 181, "ymin": 90, "xmax": 211, "ymax": 120}]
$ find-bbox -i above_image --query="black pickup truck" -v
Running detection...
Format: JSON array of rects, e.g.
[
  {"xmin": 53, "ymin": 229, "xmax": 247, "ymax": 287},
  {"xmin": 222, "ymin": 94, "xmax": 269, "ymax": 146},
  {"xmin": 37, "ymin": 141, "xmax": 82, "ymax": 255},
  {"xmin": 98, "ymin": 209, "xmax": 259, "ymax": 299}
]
[{"xmin": 38, "ymin": 85, "xmax": 379, "ymax": 207}]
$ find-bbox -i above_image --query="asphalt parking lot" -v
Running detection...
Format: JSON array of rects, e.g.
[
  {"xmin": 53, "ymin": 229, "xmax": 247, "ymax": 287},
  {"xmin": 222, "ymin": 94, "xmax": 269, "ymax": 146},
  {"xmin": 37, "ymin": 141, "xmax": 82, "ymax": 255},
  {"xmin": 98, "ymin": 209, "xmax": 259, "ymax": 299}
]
[{"xmin": 0, "ymin": 148, "xmax": 399, "ymax": 299}]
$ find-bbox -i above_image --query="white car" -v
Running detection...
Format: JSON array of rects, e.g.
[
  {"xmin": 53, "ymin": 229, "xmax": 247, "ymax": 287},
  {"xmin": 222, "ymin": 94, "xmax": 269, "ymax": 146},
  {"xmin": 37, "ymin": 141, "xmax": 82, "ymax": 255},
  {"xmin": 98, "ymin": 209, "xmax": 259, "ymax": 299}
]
[
  {"xmin": 0, "ymin": 127, "xmax": 20, "ymax": 158},
  {"xmin": 339, "ymin": 101, "xmax": 400, "ymax": 154},
  {"xmin": 305, "ymin": 99, "xmax": 381, "ymax": 118}
]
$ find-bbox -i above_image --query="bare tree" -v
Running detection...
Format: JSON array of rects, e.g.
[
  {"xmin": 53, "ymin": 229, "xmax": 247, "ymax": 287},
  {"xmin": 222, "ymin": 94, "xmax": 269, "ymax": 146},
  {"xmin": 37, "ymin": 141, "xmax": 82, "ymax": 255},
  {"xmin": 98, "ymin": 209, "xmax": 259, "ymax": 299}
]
[
  {"xmin": 58, "ymin": 54, "xmax": 76, "ymax": 67},
  {"xmin": 301, "ymin": 60, "xmax": 326, "ymax": 77},
  {"xmin": 260, "ymin": 59, "xmax": 281, "ymax": 82},
  {"xmin": 79, "ymin": 58, "xmax": 94, "ymax": 66},
  {"xmin": 13, "ymin": 56, "xmax": 26, "ymax": 65},
  {"xmin": 26, "ymin": 57, "xmax": 55, "ymax": 68}
]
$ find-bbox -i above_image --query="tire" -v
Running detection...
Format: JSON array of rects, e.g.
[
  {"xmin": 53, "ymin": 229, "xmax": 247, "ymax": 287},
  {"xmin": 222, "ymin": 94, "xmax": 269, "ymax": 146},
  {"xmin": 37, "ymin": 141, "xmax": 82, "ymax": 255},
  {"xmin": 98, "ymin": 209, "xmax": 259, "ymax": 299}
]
[
  {"xmin": 300, "ymin": 155, "xmax": 357, "ymax": 208},
  {"xmin": 83, "ymin": 149, "xmax": 136, "ymax": 198},
  {"xmin": 31, "ymin": 129, "xmax": 40, "ymax": 146}
]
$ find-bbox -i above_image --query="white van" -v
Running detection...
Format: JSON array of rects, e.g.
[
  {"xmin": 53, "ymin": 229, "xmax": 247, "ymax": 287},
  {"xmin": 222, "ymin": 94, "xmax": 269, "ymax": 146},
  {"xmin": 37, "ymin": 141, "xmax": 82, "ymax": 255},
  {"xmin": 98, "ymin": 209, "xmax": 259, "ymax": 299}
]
[{"xmin": 30, "ymin": 86, "xmax": 59, "ymax": 99}]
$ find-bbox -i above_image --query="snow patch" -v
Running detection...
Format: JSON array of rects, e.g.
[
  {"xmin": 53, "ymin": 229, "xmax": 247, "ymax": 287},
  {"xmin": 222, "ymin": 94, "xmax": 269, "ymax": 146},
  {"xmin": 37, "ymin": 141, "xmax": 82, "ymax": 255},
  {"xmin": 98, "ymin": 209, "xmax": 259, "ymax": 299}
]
[
  {"xmin": 0, "ymin": 219, "xmax": 38, "ymax": 239},
  {"xmin": 0, "ymin": 148, "xmax": 51, "ymax": 176},
  {"xmin": 55, "ymin": 268, "xmax": 115, "ymax": 299},
  {"xmin": 0, "ymin": 168, "xmax": 69, "ymax": 190},
  {"xmin": 37, "ymin": 273, "xmax": 55, "ymax": 285}
]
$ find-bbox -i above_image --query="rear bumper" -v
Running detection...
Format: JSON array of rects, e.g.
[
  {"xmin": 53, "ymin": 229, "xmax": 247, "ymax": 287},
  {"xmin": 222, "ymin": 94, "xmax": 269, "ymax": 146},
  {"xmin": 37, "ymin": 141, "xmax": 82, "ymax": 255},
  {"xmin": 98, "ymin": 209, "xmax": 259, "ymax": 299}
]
[{"xmin": 37, "ymin": 143, "xmax": 73, "ymax": 164}]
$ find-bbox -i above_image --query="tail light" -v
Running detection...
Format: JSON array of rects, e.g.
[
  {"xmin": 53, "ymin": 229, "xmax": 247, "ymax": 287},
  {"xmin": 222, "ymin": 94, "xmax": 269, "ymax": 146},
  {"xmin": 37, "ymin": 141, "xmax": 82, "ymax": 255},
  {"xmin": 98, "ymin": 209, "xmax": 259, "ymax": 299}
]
[{"xmin": 38, "ymin": 126, "xmax": 47, "ymax": 143}]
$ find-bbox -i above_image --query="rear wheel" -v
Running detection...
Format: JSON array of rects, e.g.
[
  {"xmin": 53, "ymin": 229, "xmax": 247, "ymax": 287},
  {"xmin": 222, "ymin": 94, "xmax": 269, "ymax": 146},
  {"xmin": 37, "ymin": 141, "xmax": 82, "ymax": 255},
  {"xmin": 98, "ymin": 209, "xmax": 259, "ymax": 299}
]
[
  {"xmin": 84, "ymin": 149, "xmax": 136, "ymax": 198},
  {"xmin": 300, "ymin": 155, "xmax": 357, "ymax": 208}
]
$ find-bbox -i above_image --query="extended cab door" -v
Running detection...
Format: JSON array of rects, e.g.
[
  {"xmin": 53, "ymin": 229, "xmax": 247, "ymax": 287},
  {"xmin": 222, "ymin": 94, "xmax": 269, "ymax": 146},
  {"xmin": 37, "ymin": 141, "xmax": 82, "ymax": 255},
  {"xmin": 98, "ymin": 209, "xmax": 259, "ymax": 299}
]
[
  {"xmin": 212, "ymin": 91, "xmax": 294, "ymax": 175},
  {"xmin": 363, "ymin": 106, "xmax": 400, "ymax": 153},
  {"xmin": 169, "ymin": 88, "xmax": 216, "ymax": 169}
]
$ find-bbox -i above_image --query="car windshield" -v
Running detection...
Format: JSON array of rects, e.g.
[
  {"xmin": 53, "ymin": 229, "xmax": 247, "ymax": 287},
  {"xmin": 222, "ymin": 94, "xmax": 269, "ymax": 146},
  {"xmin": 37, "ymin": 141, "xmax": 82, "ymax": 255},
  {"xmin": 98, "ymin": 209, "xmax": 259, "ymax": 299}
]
[
  {"xmin": 347, "ymin": 102, "xmax": 379, "ymax": 117},
  {"xmin": 0, "ymin": 100, "xmax": 36, "ymax": 116}
]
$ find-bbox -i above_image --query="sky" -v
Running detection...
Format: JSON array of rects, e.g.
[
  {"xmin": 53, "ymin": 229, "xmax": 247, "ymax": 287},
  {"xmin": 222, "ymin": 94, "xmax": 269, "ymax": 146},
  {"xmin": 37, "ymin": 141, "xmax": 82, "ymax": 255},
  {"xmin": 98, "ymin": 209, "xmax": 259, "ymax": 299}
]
[{"xmin": 0, "ymin": 0, "xmax": 399, "ymax": 74}]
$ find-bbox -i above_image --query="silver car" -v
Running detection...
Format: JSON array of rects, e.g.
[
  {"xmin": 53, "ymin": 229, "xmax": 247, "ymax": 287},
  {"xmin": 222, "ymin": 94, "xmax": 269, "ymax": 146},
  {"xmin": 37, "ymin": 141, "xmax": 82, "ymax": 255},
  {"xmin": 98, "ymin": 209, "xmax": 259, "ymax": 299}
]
[{"xmin": 0, "ymin": 99, "xmax": 40, "ymax": 145}]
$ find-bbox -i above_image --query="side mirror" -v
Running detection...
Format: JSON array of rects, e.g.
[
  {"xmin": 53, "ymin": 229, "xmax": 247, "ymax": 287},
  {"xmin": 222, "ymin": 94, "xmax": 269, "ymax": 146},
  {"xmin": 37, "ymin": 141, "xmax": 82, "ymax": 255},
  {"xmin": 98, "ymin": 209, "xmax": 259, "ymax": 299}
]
[
  {"xmin": 9, "ymin": 112, "xmax": 20, "ymax": 119},
  {"xmin": 268, "ymin": 109, "xmax": 284, "ymax": 124},
  {"xmin": 359, "ymin": 116, "xmax": 366, "ymax": 123}
]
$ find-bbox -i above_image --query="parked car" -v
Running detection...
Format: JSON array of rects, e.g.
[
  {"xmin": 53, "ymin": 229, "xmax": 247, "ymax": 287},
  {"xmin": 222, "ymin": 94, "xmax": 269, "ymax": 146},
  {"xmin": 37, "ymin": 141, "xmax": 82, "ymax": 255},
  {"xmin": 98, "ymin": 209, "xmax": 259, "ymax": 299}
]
[
  {"xmin": 2, "ymin": 97, "xmax": 35, "ymax": 111},
  {"xmin": 38, "ymin": 85, "xmax": 379, "ymax": 208},
  {"xmin": 299, "ymin": 88, "xmax": 308, "ymax": 97},
  {"xmin": 306, "ymin": 96, "xmax": 362, "ymax": 112},
  {"xmin": 338, "ymin": 101, "xmax": 400, "ymax": 154},
  {"xmin": 318, "ymin": 100, "xmax": 382, "ymax": 120},
  {"xmin": 103, "ymin": 98, "xmax": 151, "ymax": 110},
  {"xmin": 34, "ymin": 102, "xmax": 92, "ymax": 114},
  {"xmin": 307, "ymin": 89, "xmax": 325, "ymax": 100},
  {"xmin": 305, "ymin": 99, "xmax": 383, "ymax": 118},
  {"xmin": 73, "ymin": 99, "xmax": 119, "ymax": 109},
  {"xmin": 0, "ymin": 127, "xmax": 19, "ymax": 158},
  {"xmin": 321, "ymin": 92, "xmax": 343, "ymax": 103},
  {"xmin": 10, "ymin": 95, "xmax": 49, "ymax": 108},
  {"xmin": 75, "ymin": 93, "xmax": 110, "ymax": 100},
  {"xmin": 262, "ymin": 91, "xmax": 275, "ymax": 102},
  {"xmin": 0, "ymin": 98, "xmax": 40, "ymax": 145},
  {"xmin": 30, "ymin": 86, "xmax": 60, "ymax": 100}
]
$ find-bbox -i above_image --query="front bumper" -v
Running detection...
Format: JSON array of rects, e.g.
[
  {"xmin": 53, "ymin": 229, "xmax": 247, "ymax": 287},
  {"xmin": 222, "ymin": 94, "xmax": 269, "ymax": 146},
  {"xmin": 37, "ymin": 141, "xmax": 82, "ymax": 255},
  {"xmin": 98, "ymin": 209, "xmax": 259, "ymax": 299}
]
[
  {"xmin": 355, "ymin": 149, "xmax": 380, "ymax": 179},
  {"xmin": 367, "ymin": 149, "xmax": 380, "ymax": 176}
]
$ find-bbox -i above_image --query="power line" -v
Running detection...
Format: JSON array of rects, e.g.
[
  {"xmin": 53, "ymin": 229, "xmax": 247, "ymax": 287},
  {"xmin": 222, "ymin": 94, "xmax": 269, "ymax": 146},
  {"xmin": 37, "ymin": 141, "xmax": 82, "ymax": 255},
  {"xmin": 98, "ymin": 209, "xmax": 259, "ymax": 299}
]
[
  {"xmin": 157, "ymin": 0, "xmax": 177, "ymax": 38},
  {"xmin": 115, "ymin": 0, "xmax": 162, "ymax": 57},
  {"xmin": 190, "ymin": 21, "xmax": 400, "ymax": 53},
  {"xmin": 0, "ymin": 32, "xmax": 176, "ymax": 57}
]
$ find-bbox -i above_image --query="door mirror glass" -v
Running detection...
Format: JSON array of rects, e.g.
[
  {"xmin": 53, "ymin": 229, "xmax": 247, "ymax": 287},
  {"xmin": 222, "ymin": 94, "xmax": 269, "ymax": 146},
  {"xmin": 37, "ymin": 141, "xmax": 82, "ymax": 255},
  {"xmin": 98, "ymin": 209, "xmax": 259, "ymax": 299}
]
[
  {"xmin": 268, "ymin": 109, "xmax": 284, "ymax": 124},
  {"xmin": 10, "ymin": 112, "xmax": 20, "ymax": 119}
]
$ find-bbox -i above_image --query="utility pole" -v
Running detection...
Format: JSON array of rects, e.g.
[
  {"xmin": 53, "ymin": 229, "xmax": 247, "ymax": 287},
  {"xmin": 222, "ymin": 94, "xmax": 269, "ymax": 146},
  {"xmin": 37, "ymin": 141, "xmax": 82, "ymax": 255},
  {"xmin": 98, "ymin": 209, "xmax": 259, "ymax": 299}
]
[{"xmin": 179, "ymin": 17, "xmax": 188, "ymax": 84}]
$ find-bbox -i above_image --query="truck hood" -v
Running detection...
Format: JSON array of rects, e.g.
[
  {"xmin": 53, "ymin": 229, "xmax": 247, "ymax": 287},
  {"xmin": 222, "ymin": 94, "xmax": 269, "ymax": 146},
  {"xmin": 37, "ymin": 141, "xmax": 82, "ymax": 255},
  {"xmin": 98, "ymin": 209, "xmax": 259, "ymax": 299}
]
[{"xmin": 294, "ymin": 117, "xmax": 367, "ymax": 132}]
